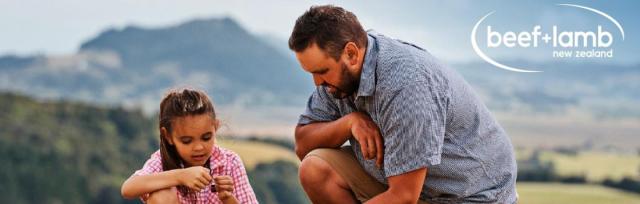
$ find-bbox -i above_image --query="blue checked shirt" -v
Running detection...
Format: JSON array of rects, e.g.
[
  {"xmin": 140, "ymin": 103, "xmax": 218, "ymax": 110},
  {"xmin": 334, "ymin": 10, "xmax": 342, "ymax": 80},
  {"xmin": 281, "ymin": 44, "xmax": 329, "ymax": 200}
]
[{"xmin": 298, "ymin": 31, "xmax": 517, "ymax": 203}]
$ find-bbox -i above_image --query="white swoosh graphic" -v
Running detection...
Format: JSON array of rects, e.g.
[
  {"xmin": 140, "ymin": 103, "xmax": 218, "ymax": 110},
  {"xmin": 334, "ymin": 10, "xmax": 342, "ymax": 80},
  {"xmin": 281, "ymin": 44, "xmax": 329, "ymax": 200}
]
[
  {"xmin": 557, "ymin": 4, "xmax": 625, "ymax": 40},
  {"xmin": 471, "ymin": 11, "xmax": 541, "ymax": 73}
]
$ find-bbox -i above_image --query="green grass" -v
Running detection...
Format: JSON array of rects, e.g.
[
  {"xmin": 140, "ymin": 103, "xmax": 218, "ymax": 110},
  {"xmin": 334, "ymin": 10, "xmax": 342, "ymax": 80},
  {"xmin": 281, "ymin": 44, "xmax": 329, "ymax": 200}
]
[
  {"xmin": 538, "ymin": 151, "xmax": 640, "ymax": 181},
  {"xmin": 218, "ymin": 140, "xmax": 640, "ymax": 203},
  {"xmin": 515, "ymin": 148, "xmax": 640, "ymax": 182},
  {"xmin": 217, "ymin": 139, "xmax": 300, "ymax": 170},
  {"xmin": 518, "ymin": 182, "xmax": 640, "ymax": 204}
]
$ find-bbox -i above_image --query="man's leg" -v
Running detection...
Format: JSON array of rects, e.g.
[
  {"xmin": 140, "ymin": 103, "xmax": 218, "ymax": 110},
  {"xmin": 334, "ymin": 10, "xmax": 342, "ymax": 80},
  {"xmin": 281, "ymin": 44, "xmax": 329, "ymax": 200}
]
[
  {"xmin": 299, "ymin": 147, "xmax": 388, "ymax": 203},
  {"xmin": 299, "ymin": 155, "xmax": 359, "ymax": 203},
  {"xmin": 147, "ymin": 187, "xmax": 179, "ymax": 204}
]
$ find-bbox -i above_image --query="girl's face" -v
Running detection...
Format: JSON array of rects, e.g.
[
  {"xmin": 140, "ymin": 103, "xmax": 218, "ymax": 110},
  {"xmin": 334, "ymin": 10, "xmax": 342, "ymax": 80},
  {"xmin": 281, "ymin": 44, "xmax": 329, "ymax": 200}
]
[{"xmin": 163, "ymin": 114, "xmax": 217, "ymax": 167}]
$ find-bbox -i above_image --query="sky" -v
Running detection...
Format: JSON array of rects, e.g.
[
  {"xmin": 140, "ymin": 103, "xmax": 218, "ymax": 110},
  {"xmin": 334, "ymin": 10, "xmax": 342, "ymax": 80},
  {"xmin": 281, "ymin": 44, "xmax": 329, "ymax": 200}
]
[{"xmin": 1, "ymin": 0, "xmax": 638, "ymax": 64}]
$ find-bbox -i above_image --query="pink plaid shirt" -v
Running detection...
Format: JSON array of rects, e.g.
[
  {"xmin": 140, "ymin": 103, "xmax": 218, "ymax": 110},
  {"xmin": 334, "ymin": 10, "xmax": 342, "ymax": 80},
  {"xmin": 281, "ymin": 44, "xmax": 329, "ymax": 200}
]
[{"xmin": 132, "ymin": 146, "xmax": 258, "ymax": 204}]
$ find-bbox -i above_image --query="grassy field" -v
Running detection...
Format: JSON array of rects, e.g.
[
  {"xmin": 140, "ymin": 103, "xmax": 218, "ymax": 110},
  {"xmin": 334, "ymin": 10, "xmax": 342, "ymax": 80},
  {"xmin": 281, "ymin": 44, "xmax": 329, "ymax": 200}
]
[
  {"xmin": 518, "ymin": 182, "xmax": 640, "ymax": 204},
  {"xmin": 217, "ymin": 139, "xmax": 300, "ymax": 170},
  {"xmin": 225, "ymin": 141, "xmax": 640, "ymax": 182},
  {"xmin": 539, "ymin": 151, "xmax": 640, "ymax": 181},
  {"xmin": 217, "ymin": 139, "xmax": 640, "ymax": 202},
  {"xmin": 517, "ymin": 148, "xmax": 640, "ymax": 182}
]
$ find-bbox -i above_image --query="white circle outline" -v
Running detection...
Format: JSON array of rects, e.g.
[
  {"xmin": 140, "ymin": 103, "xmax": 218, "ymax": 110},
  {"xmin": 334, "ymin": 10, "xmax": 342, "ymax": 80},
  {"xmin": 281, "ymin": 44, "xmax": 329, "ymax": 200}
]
[
  {"xmin": 471, "ymin": 4, "xmax": 625, "ymax": 73},
  {"xmin": 471, "ymin": 11, "xmax": 541, "ymax": 73}
]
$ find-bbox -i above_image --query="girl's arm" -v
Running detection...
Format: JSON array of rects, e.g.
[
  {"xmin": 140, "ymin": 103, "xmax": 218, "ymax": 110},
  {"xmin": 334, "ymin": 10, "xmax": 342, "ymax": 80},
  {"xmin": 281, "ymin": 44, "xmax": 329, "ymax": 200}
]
[
  {"xmin": 122, "ymin": 166, "xmax": 212, "ymax": 199},
  {"xmin": 222, "ymin": 195, "xmax": 239, "ymax": 204},
  {"xmin": 121, "ymin": 169, "xmax": 183, "ymax": 199}
]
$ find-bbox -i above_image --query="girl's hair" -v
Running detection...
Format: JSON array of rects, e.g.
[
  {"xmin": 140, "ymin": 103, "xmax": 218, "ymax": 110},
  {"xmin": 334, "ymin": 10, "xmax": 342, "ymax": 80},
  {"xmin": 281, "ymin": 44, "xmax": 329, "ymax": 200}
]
[{"xmin": 158, "ymin": 88, "xmax": 216, "ymax": 171}]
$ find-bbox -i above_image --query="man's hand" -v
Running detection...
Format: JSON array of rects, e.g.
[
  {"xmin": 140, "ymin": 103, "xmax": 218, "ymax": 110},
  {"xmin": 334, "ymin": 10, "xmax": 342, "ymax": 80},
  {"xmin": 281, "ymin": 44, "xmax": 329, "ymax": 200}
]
[
  {"xmin": 294, "ymin": 111, "xmax": 384, "ymax": 163},
  {"xmin": 348, "ymin": 112, "xmax": 384, "ymax": 168}
]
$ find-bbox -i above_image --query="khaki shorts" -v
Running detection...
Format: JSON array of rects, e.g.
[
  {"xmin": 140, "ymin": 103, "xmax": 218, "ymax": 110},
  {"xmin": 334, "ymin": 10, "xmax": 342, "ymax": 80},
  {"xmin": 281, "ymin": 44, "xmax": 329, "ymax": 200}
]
[{"xmin": 305, "ymin": 147, "xmax": 428, "ymax": 204}]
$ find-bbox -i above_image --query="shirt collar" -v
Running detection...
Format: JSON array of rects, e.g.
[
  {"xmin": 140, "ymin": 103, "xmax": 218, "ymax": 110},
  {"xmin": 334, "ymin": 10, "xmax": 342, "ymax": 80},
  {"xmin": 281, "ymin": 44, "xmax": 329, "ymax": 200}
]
[{"xmin": 356, "ymin": 31, "xmax": 378, "ymax": 98}]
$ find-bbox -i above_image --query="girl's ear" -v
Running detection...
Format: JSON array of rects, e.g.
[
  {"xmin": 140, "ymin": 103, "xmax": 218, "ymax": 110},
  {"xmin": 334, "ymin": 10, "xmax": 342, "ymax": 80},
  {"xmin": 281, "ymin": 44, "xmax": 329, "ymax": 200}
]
[
  {"xmin": 213, "ymin": 119, "xmax": 220, "ymax": 130},
  {"xmin": 161, "ymin": 127, "xmax": 174, "ymax": 145}
]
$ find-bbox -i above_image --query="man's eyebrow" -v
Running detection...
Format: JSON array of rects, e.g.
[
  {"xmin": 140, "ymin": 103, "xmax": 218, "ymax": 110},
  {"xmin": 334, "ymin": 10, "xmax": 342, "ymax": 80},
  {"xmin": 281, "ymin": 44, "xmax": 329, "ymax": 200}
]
[{"xmin": 310, "ymin": 67, "xmax": 329, "ymax": 74}]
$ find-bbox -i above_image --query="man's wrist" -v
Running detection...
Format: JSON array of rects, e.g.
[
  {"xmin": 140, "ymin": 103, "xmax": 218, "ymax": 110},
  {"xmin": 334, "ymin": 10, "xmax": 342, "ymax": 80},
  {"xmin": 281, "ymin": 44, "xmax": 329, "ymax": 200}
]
[{"xmin": 345, "ymin": 111, "xmax": 361, "ymax": 129}]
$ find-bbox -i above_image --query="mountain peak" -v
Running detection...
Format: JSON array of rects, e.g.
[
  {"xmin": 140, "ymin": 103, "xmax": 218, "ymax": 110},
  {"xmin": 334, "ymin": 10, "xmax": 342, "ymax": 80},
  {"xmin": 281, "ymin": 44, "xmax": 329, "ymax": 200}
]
[
  {"xmin": 0, "ymin": 16, "xmax": 312, "ymax": 112},
  {"xmin": 79, "ymin": 17, "xmax": 247, "ymax": 52}
]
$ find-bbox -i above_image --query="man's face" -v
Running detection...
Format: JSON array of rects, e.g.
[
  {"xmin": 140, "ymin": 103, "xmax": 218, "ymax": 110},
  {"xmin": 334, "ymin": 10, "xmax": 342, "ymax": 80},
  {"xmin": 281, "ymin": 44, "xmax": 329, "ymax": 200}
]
[{"xmin": 295, "ymin": 43, "xmax": 360, "ymax": 99}]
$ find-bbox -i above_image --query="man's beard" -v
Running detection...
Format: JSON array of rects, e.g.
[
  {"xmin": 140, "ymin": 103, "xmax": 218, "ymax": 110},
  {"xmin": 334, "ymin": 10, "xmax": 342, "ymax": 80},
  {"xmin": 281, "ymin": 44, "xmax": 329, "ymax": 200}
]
[{"xmin": 327, "ymin": 63, "xmax": 359, "ymax": 99}]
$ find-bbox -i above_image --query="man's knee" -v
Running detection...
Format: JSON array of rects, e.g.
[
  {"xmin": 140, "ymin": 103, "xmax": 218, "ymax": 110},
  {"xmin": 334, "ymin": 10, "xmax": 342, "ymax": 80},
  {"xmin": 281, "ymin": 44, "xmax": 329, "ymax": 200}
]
[
  {"xmin": 299, "ymin": 155, "xmax": 334, "ymax": 187},
  {"xmin": 147, "ymin": 187, "xmax": 178, "ymax": 204}
]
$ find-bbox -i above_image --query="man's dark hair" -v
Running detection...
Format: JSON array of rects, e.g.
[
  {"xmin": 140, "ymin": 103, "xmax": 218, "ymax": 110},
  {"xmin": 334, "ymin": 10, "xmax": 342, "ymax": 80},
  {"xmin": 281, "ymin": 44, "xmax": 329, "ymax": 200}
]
[{"xmin": 288, "ymin": 5, "xmax": 367, "ymax": 60}]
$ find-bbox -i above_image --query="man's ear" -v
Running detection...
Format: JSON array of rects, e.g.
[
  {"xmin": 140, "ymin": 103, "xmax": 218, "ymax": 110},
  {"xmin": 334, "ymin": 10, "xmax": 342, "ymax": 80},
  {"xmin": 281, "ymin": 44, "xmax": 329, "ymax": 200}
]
[
  {"xmin": 161, "ymin": 127, "xmax": 174, "ymax": 145},
  {"xmin": 343, "ymin": 42, "xmax": 360, "ymax": 66}
]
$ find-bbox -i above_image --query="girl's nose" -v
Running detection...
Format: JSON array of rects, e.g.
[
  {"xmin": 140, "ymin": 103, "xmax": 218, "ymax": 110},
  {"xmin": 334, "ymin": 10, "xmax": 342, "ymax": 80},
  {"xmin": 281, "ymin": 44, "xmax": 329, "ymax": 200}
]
[{"xmin": 194, "ymin": 143, "xmax": 205, "ymax": 151}]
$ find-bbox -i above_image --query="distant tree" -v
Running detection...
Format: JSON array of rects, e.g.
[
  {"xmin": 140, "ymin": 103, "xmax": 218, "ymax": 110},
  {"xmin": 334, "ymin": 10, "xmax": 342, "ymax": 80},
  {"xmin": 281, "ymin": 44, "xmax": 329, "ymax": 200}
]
[
  {"xmin": 517, "ymin": 150, "xmax": 557, "ymax": 182},
  {"xmin": 0, "ymin": 92, "xmax": 312, "ymax": 203},
  {"xmin": 602, "ymin": 176, "xmax": 640, "ymax": 194},
  {"xmin": 0, "ymin": 92, "xmax": 156, "ymax": 204},
  {"xmin": 248, "ymin": 160, "xmax": 309, "ymax": 204},
  {"xmin": 552, "ymin": 146, "xmax": 579, "ymax": 156},
  {"xmin": 558, "ymin": 174, "xmax": 587, "ymax": 184},
  {"xmin": 246, "ymin": 136, "xmax": 295, "ymax": 150}
]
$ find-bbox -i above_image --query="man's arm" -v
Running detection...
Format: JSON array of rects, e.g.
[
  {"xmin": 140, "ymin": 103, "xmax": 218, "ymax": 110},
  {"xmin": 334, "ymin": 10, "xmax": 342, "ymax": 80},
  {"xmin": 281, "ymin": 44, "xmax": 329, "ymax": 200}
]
[
  {"xmin": 364, "ymin": 81, "xmax": 444, "ymax": 203},
  {"xmin": 365, "ymin": 167, "xmax": 428, "ymax": 204},
  {"xmin": 294, "ymin": 113, "xmax": 354, "ymax": 160},
  {"xmin": 295, "ymin": 111, "xmax": 384, "ymax": 167}
]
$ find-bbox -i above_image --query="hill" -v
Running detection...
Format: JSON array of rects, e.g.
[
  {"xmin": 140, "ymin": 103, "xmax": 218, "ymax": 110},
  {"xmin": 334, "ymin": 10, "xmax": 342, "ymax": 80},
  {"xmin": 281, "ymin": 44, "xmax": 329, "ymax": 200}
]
[
  {"xmin": 0, "ymin": 17, "xmax": 312, "ymax": 113},
  {"xmin": 0, "ymin": 92, "xmax": 155, "ymax": 203},
  {"xmin": 0, "ymin": 92, "xmax": 307, "ymax": 204}
]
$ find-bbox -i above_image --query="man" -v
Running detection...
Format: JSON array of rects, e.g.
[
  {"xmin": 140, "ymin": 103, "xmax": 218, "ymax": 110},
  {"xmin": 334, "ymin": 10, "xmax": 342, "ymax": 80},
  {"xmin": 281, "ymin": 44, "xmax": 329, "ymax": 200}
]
[{"xmin": 289, "ymin": 5, "xmax": 517, "ymax": 204}]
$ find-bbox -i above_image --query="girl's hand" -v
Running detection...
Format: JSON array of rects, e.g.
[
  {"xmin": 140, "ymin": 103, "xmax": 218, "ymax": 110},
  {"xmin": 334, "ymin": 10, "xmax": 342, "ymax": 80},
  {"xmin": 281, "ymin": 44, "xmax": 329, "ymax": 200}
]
[
  {"xmin": 178, "ymin": 166, "xmax": 212, "ymax": 191},
  {"xmin": 213, "ymin": 176, "xmax": 235, "ymax": 201}
]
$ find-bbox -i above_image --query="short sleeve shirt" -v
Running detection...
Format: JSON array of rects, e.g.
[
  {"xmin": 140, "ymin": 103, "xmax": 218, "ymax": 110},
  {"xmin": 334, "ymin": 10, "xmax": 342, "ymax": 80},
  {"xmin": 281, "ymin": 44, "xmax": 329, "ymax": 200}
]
[{"xmin": 298, "ymin": 31, "xmax": 517, "ymax": 203}]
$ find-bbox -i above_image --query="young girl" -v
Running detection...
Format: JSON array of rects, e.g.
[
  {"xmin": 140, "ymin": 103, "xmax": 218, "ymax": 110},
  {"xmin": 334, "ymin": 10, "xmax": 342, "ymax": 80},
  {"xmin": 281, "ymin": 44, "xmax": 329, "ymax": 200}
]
[{"xmin": 121, "ymin": 88, "xmax": 258, "ymax": 204}]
